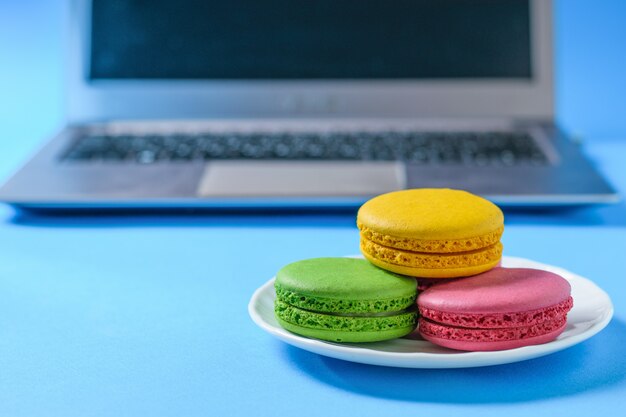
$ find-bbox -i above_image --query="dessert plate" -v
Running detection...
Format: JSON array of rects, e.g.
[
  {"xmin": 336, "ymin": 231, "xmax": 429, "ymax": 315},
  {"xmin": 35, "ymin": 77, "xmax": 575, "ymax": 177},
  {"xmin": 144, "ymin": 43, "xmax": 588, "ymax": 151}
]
[{"xmin": 248, "ymin": 256, "xmax": 613, "ymax": 368}]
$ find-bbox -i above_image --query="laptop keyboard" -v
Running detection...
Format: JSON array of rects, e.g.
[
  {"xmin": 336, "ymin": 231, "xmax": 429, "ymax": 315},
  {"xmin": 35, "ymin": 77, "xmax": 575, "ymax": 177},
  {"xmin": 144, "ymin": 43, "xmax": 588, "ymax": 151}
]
[{"xmin": 61, "ymin": 131, "xmax": 549, "ymax": 166}]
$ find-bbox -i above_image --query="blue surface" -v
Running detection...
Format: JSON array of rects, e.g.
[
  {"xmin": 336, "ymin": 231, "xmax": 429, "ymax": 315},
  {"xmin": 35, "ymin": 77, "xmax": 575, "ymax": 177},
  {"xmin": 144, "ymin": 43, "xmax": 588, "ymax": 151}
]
[
  {"xmin": 1, "ymin": 150, "xmax": 626, "ymax": 417},
  {"xmin": 1, "ymin": 1, "xmax": 626, "ymax": 416}
]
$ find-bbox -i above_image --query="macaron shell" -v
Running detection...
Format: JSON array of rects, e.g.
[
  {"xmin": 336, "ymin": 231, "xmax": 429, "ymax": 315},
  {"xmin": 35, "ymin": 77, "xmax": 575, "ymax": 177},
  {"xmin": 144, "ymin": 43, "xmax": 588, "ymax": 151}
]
[
  {"xmin": 274, "ymin": 300, "xmax": 417, "ymax": 333},
  {"xmin": 357, "ymin": 188, "xmax": 504, "ymax": 241},
  {"xmin": 418, "ymin": 268, "xmax": 572, "ymax": 313},
  {"xmin": 275, "ymin": 299, "xmax": 417, "ymax": 343},
  {"xmin": 276, "ymin": 317, "xmax": 417, "ymax": 343},
  {"xmin": 419, "ymin": 296, "xmax": 573, "ymax": 329},
  {"xmin": 276, "ymin": 257, "xmax": 416, "ymax": 302},
  {"xmin": 420, "ymin": 321, "xmax": 568, "ymax": 351},
  {"xmin": 358, "ymin": 221, "xmax": 504, "ymax": 253},
  {"xmin": 361, "ymin": 242, "xmax": 502, "ymax": 278},
  {"xmin": 361, "ymin": 238, "xmax": 503, "ymax": 270},
  {"xmin": 275, "ymin": 285, "xmax": 416, "ymax": 315}
]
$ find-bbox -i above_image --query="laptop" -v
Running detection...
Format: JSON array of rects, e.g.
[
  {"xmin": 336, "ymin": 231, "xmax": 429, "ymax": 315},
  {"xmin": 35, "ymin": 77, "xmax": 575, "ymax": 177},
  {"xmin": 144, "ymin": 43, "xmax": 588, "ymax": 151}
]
[{"xmin": 0, "ymin": 0, "xmax": 618, "ymax": 210}]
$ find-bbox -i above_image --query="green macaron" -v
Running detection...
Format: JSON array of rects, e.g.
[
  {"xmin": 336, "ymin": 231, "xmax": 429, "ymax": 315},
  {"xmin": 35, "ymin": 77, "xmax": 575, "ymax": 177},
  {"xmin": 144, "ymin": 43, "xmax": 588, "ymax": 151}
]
[{"xmin": 274, "ymin": 257, "xmax": 418, "ymax": 343}]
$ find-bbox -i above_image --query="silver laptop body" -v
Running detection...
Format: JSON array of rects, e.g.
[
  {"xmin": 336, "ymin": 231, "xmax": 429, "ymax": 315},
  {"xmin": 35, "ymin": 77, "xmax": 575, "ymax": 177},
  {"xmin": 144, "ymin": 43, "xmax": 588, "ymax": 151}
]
[{"xmin": 0, "ymin": 0, "xmax": 617, "ymax": 210}]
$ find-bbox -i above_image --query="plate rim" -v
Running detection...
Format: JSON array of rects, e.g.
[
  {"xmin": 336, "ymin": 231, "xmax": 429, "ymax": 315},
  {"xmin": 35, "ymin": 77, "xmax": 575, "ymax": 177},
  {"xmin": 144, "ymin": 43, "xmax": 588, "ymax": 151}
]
[{"xmin": 248, "ymin": 256, "xmax": 614, "ymax": 368}]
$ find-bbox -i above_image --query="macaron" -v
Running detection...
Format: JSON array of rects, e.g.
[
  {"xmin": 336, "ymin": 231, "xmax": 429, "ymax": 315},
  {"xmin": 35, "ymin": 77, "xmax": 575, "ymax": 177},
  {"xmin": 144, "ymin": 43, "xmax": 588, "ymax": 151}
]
[
  {"xmin": 417, "ymin": 267, "xmax": 574, "ymax": 351},
  {"xmin": 274, "ymin": 257, "xmax": 418, "ymax": 343},
  {"xmin": 357, "ymin": 188, "xmax": 504, "ymax": 278}
]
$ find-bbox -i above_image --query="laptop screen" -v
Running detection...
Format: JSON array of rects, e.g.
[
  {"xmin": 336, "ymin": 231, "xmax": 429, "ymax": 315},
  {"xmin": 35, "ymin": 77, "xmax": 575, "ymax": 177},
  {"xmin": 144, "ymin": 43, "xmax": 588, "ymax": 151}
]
[{"xmin": 90, "ymin": 0, "xmax": 531, "ymax": 80}]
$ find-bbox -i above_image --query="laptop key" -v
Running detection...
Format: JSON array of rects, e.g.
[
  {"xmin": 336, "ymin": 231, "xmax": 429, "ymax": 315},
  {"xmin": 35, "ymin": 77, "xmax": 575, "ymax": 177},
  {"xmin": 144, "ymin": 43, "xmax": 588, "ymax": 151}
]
[{"xmin": 136, "ymin": 150, "xmax": 157, "ymax": 164}]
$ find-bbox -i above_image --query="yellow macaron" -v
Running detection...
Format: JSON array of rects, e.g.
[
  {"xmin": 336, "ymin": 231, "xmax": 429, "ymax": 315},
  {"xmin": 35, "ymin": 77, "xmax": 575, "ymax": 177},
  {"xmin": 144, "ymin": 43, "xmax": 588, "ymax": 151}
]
[{"xmin": 357, "ymin": 188, "xmax": 504, "ymax": 278}]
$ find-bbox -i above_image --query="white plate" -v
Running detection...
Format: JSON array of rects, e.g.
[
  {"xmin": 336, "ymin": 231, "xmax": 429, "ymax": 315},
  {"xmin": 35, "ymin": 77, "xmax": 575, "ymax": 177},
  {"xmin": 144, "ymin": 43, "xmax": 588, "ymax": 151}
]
[{"xmin": 248, "ymin": 256, "xmax": 614, "ymax": 368}]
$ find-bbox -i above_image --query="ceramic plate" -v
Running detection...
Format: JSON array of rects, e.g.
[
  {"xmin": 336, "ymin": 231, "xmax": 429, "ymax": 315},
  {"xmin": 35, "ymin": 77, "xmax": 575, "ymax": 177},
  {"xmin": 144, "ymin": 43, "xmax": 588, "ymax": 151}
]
[{"xmin": 248, "ymin": 256, "xmax": 613, "ymax": 368}]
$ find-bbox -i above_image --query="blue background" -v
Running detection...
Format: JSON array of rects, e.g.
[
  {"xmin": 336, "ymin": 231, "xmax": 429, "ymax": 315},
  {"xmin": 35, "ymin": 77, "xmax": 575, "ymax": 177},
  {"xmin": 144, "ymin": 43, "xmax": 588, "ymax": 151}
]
[{"xmin": 1, "ymin": 2, "xmax": 626, "ymax": 417}]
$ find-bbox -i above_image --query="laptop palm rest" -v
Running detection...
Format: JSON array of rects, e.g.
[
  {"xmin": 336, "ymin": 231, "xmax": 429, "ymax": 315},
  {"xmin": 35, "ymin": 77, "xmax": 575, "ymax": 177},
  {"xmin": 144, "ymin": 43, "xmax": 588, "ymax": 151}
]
[{"xmin": 197, "ymin": 161, "xmax": 404, "ymax": 197}]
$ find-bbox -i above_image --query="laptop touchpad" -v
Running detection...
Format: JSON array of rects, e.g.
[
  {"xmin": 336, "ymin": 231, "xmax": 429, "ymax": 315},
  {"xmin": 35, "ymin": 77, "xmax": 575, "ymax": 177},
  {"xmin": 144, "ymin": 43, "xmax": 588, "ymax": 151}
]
[{"xmin": 197, "ymin": 161, "xmax": 404, "ymax": 197}]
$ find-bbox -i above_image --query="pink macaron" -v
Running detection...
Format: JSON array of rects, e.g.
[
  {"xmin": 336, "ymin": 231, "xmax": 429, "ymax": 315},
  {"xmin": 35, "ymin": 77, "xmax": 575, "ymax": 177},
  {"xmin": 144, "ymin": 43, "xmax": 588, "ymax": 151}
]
[{"xmin": 418, "ymin": 267, "xmax": 574, "ymax": 351}]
